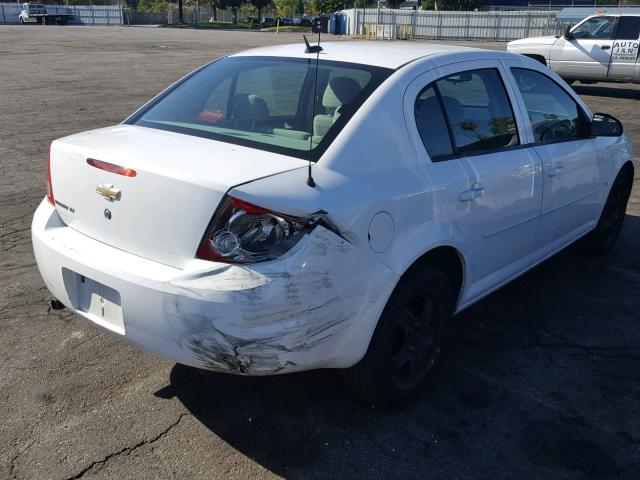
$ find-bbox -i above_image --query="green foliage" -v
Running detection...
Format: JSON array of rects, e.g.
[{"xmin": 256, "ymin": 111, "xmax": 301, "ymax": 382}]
[
  {"xmin": 274, "ymin": 0, "xmax": 297, "ymax": 16},
  {"xmin": 352, "ymin": 0, "xmax": 376, "ymax": 7},
  {"xmin": 249, "ymin": 0, "xmax": 272, "ymax": 17},
  {"xmin": 137, "ymin": 0, "xmax": 168, "ymax": 13},
  {"xmin": 310, "ymin": 0, "xmax": 344, "ymax": 14},
  {"xmin": 421, "ymin": 0, "xmax": 484, "ymax": 10}
]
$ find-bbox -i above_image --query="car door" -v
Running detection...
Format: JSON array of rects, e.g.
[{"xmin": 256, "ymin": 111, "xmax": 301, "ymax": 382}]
[
  {"xmin": 406, "ymin": 60, "xmax": 543, "ymax": 301},
  {"xmin": 550, "ymin": 15, "xmax": 616, "ymax": 80},
  {"xmin": 608, "ymin": 16, "xmax": 640, "ymax": 81},
  {"xmin": 505, "ymin": 64, "xmax": 606, "ymax": 262}
]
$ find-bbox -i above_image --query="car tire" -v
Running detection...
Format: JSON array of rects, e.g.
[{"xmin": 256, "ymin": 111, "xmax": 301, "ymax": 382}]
[
  {"xmin": 340, "ymin": 267, "xmax": 454, "ymax": 406},
  {"xmin": 574, "ymin": 167, "xmax": 633, "ymax": 255}
]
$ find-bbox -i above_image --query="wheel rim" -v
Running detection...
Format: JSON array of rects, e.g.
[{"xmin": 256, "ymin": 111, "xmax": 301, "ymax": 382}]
[{"xmin": 389, "ymin": 293, "xmax": 441, "ymax": 390}]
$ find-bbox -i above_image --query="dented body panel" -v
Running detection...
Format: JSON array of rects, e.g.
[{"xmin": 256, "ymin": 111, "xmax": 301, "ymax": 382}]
[{"xmin": 33, "ymin": 200, "xmax": 396, "ymax": 374}]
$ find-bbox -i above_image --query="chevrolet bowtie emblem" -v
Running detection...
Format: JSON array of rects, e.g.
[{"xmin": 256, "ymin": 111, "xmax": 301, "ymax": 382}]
[{"xmin": 96, "ymin": 183, "xmax": 121, "ymax": 201}]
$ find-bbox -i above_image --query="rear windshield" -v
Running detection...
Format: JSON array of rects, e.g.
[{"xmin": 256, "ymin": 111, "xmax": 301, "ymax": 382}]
[{"xmin": 127, "ymin": 56, "xmax": 392, "ymax": 161}]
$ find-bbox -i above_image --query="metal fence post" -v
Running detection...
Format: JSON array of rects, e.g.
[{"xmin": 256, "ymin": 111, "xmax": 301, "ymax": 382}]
[
  {"xmin": 411, "ymin": 10, "xmax": 418, "ymax": 40},
  {"xmin": 437, "ymin": 12, "xmax": 442, "ymax": 40},
  {"xmin": 465, "ymin": 11, "xmax": 470, "ymax": 41}
]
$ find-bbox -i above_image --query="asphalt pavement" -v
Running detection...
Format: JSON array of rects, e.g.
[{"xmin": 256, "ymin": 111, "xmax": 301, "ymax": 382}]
[{"xmin": 1, "ymin": 26, "xmax": 639, "ymax": 479}]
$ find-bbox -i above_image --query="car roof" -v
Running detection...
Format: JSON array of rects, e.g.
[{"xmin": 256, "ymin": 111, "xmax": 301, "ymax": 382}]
[{"xmin": 229, "ymin": 41, "xmax": 485, "ymax": 70}]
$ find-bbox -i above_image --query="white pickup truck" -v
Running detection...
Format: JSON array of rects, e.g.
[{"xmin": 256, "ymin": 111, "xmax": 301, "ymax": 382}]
[
  {"xmin": 19, "ymin": 3, "xmax": 75, "ymax": 25},
  {"xmin": 508, "ymin": 13, "xmax": 640, "ymax": 83}
]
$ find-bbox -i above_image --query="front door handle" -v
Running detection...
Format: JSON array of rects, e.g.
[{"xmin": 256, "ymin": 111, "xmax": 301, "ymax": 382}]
[
  {"xmin": 459, "ymin": 183, "xmax": 486, "ymax": 202},
  {"xmin": 548, "ymin": 163, "xmax": 565, "ymax": 177},
  {"xmin": 598, "ymin": 45, "xmax": 611, "ymax": 50}
]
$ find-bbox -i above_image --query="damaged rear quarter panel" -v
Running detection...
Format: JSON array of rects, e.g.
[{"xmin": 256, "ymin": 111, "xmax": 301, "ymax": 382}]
[{"xmin": 163, "ymin": 226, "xmax": 397, "ymax": 375}]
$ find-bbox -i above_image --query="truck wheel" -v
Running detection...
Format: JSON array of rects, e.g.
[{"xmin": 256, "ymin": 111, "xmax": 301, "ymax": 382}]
[
  {"xmin": 574, "ymin": 167, "xmax": 633, "ymax": 255},
  {"xmin": 340, "ymin": 267, "xmax": 454, "ymax": 406}
]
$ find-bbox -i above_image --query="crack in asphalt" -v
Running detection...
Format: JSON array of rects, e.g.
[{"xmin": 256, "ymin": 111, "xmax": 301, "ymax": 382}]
[
  {"xmin": 0, "ymin": 211, "xmax": 34, "ymax": 228},
  {"xmin": 0, "ymin": 226, "xmax": 31, "ymax": 239},
  {"xmin": 64, "ymin": 413, "xmax": 188, "ymax": 480},
  {"xmin": 2, "ymin": 263, "xmax": 37, "ymax": 272}
]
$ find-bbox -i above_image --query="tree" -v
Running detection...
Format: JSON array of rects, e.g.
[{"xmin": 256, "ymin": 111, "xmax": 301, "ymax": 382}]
[
  {"xmin": 249, "ymin": 0, "xmax": 271, "ymax": 20},
  {"xmin": 209, "ymin": 0, "xmax": 219, "ymax": 21},
  {"xmin": 274, "ymin": 0, "xmax": 296, "ymax": 16},
  {"xmin": 310, "ymin": 0, "xmax": 344, "ymax": 14},
  {"xmin": 178, "ymin": 0, "xmax": 184, "ymax": 22},
  {"xmin": 220, "ymin": 0, "xmax": 242, "ymax": 22},
  {"xmin": 137, "ymin": 0, "xmax": 169, "ymax": 12}
]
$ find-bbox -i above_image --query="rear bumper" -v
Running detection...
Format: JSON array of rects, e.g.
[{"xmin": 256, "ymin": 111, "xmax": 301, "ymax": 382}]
[{"xmin": 32, "ymin": 199, "xmax": 396, "ymax": 375}]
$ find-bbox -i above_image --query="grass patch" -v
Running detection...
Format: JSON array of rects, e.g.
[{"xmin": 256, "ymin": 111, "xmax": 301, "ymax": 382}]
[{"xmin": 166, "ymin": 21, "xmax": 261, "ymax": 30}]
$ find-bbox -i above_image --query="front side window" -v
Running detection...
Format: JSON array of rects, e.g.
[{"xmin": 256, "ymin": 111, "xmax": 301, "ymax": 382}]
[
  {"xmin": 511, "ymin": 68, "xmax": 589, "ymax": 144},
  {"xmin": 572, "ymin": 16, "xmax": 615, "ymax": 40},
  {"xmin": 128, "ymin": 57, "xmax": 391, "ymax": 161},
  {"xmin": 615, "ymin": 16, "xmax": 640, "ymax": 40}
]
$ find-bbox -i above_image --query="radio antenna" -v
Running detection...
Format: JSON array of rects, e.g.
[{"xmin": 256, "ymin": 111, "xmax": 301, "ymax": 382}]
[{"xmin": 303, "ymin": 18, "xmax": 323, "ymax": 188}]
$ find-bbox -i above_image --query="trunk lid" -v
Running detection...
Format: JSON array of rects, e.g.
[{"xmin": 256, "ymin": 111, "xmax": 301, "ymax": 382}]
[{"xmin": 50, "ymin": 125, "xmax": 304, "ymax": 268}]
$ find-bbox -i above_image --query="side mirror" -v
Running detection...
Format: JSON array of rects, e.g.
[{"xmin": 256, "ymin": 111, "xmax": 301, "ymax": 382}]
[
  {"xmin": 564, "ymin": 24, "xmax": 572, "ymax": 40},
  {"xmin": 590, "ymin": 113, "xmax": 623, "ymax": 137}
]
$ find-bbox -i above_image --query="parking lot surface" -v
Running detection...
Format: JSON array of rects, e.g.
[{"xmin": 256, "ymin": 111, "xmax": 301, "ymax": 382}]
[{"xmin": 1, "ymin": 26, "xmax": 639, "ymax": 480}]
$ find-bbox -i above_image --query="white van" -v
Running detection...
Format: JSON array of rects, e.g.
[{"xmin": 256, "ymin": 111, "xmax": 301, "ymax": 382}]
[{"xmin": 508, "ymin": 13, "xmax": 640, "ymax": 83}]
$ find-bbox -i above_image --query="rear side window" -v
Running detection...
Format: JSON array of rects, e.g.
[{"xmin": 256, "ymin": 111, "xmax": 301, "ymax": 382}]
[
  {"xmin": 414, "ymin": 68, "xmax": 519, "ymax": 160},
  {"xmin": 511, "ymin": 68, "xmax": 589, "ymax": 144},
  {"xmin": 615, "ymin": 16, "xmax": 640, "ymax": 40}
]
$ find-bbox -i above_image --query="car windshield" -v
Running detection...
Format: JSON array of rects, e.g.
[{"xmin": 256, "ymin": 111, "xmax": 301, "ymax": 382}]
[{"xmin": 128, "ymin": 56, "xmax": 392, "ymax": 161}]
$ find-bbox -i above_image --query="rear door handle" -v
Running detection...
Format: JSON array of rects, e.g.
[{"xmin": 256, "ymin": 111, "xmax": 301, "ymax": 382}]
[
  {"xmin": 459, "ymin": 183, "xmax": 486, "ymax": 202},
  {"xmin": 548, "ymin": 163, "xmax": 565, "ymax": 177}
]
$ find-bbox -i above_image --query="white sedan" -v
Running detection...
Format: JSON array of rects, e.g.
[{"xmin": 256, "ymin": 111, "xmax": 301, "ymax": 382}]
[
  {"xmin": 508, "ymin": 13, "xmax": 640, "ymax": 83},
  {"xmin": 33, "ymin": 42, "xmax": 634, "ymax": 404}
]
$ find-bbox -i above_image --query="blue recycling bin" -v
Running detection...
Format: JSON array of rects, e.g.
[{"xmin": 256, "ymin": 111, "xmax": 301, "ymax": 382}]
[{"xmin": 329, "ymin": 13, "xmax": 346, "ymax": 35}]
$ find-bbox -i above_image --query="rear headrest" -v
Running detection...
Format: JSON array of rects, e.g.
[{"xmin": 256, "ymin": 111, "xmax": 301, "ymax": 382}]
[
  {"xmin": 232, "ymin": 94, "xmax": 269, "ymax": 123},
  {"xmin": 322, "ymin": 77, "xmax": 361, "ymax": 110}
]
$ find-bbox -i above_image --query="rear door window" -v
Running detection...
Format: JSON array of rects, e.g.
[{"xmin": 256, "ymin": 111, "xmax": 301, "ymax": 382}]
[
  {"xmin": 436, "ymin": 69, "xmax": 519, "ymax": 155},
  {"xmin": 414, "ymin": 68, "xmax": 519, "ymax": 160}
]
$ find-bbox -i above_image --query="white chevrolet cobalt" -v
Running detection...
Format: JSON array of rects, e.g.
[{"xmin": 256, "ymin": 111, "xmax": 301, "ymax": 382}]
[{"xmin": 33, "ymin": 42, "xmax": 634, "ymax": 404}]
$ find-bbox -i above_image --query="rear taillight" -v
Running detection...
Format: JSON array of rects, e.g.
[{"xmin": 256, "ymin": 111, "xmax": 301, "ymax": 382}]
[
  {"xmin": 46, "ymin": 148, "xmax": 54, "ymax": 205},
  {"xmin": 196, "ymin": 196, "xmax": 312, "ymax": 264}
]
